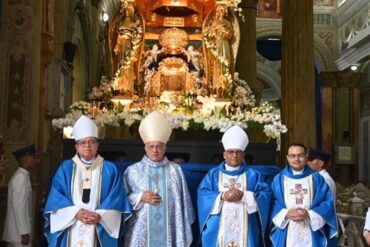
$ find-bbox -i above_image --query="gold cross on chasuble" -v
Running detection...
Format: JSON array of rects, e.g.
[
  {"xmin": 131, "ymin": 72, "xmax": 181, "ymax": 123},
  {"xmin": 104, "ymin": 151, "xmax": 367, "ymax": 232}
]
[{"xmin": 289, "ymin": 184, "xmax": 308, "ymax": 205}]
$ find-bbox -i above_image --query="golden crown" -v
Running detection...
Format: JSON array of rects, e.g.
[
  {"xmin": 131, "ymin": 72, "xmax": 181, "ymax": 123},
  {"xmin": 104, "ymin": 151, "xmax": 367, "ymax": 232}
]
[{"xmin": 159, "ymin": 28, "xmax": 189, "ymax": 54}]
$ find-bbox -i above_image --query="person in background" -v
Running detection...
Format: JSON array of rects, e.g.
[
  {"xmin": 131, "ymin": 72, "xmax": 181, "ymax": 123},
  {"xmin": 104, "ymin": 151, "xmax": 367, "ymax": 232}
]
[
  {"xmin": 198, "ymin": 125, "xmax": 271, "ymax": 246},
  {"xmin": 363, "ymin": 209, "xmax": 370, "ymax": 245},
  {"xmin": 123, "ymin": 111, "xmax": 195, "ymax": 247},
  {"xmin": 307, "ymin": 148, "xmax": 335, "ymax": 196},
  {"xmin": 2, "ymin": 144, "xmax": 38, "ymax": 247},
  {"xmin": 270, "ymin": 142, "xmax": 337, "ymax": 246},
  {"xmin": 43, "ymin": 115, "xmax": 131, "ymax": 247}
]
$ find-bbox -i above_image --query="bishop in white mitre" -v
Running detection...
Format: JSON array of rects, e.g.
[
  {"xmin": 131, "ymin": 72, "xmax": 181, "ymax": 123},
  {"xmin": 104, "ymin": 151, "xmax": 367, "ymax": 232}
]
[
  {"xmin": 198, "ymin": 126, "xmax": 271, "ymax": 247},
  {"xmin": 123, "ymin": 111, "xmax": 194, "ymax": 247},
  {"xmin": 43, "ymin": 115, "xmax": 131, "ymax": 247}
]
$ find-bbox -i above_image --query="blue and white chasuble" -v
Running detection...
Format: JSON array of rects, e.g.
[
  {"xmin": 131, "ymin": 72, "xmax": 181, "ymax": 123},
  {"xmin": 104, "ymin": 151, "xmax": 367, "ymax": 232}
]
[
  {"xmin": 198, "ymin": 162, "xmax": 271, "ymax": 247},
  {"xmin": 269, "ymin": 166, "xmax": 337, "ymax": 247},
  {"xmin": 43, "ymin": 155, "xmax": 131, "ymax": 247},
  {"xmin": 123, "ymin": 156, "xmax": 195, "ymax": 247}
]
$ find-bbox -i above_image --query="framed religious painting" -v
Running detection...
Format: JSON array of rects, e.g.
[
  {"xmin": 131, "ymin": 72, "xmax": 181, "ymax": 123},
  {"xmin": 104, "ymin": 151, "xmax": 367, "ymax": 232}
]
[{"xmin": 335, "ymin": 144, "xmax": 355, "ymax": 164}]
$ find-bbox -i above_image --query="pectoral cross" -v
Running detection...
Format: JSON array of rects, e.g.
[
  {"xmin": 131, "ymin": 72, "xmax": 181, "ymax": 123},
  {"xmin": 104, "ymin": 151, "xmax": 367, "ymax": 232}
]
[
  {"xmin": 290, "ymin": 184, "xmax": 308, "ymax": 205},
  {"xmin": 229, "ymin": 178, "xmax": 236, "ymax": 187}
]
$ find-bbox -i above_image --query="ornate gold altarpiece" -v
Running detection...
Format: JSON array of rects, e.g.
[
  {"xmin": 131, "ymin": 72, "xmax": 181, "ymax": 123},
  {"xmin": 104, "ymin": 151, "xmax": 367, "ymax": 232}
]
[{"xmin": 108, "ymin": 0, "xmax": 240, "ymax": 103}]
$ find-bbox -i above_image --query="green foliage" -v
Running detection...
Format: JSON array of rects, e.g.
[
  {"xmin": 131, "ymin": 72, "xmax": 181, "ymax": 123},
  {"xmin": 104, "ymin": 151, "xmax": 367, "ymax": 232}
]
[{"xmin": 188, "ymin": 119, "xmax": 204, "ymax": 130}]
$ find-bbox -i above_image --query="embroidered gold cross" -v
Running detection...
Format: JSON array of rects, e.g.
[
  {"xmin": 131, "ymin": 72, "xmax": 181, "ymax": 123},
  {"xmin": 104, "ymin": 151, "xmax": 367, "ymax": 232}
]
[{"xmin": 290, "ymin": 184, "xmax": 308, "ymax": 205}]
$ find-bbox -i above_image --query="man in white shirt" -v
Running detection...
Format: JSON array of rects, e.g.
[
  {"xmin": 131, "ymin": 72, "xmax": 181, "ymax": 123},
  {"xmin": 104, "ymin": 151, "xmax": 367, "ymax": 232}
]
[
  {"xmin": 307, "ymin": 148, "xmax": 335, "ymax": 196},
  {"xmin": 363, "ymin": 208, "xmax": 370, "ymax": 244},
  {"xmin": 2, "ymin": 144, "xmax": 38, "ymax": 247}
]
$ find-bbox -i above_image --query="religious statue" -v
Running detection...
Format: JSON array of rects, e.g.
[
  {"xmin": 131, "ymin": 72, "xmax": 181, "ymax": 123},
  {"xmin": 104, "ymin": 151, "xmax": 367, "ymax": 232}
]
[
  {"xmin": 111, "ymin": 2, "xmax": 143, "ymax": 95},
  {"xmin": 143, "ymin": 68, "xmax": 156, "ymax": 95},
  {"xmin": 142, "ymin": 28, "xmax": 203, "ymax": 97},
  {"xmin": 143, "ymin": 44, "xmax": 162, "ymax": 69},
  {"xmin": 204, "ymin": 5, "xmax": 234, "ymax": 98},
  {"xmin": 185, "ymin": 45, "xmax": 202, "ymax": 72}
]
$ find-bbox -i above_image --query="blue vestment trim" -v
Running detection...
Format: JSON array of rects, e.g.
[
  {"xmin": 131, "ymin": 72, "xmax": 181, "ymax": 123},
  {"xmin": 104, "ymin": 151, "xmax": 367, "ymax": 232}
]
[
  {"xmin": 43, "ymin": 159, "xmax": 131, "ymax": 247},
  {"xmin": 269, "ymin": 166, "xmax": 338, "ymax": 247},
  {"xmin": 148, "ymin": 165, "xmax": 168, "ymax": 246},
  {"xmin": 198, "ymin": 162, "xmax": 271, "ymax": 247}
]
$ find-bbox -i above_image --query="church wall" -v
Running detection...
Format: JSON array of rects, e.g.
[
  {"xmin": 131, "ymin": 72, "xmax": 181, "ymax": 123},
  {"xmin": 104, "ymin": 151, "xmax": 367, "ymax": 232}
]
[
  {"xmin": 0, "ymin": 0, "xmax": 42, "ymax": 240},
  {"xmin": 43, "ymin": 0, "xmax": 105, "ymax": 178},
  {"xmin": 0, "ymin": 0, "xmax": 41, "ymax": 171}
]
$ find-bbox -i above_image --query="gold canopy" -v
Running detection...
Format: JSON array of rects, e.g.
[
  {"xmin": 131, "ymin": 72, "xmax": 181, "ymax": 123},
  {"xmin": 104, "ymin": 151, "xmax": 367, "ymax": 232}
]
[{"xmin": 135, "ymin": 0, "xmax": 216, "ymax": 28}]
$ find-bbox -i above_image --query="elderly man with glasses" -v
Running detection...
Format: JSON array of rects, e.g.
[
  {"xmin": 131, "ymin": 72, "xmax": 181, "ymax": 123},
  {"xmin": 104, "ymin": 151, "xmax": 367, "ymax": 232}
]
[
  {"xmin": 198, "ymin": 125, "xmax": 271, "ymax": 247},
  {"xmin": 43, "ymin": 115, "xmax": 131, "ymax": 247},
  {"xmin": 269, "ymin": 142, "xmax": 337, "ymax": 247},
  {"xmin": 123, "ymin": 111, "xmax": 195, "ymax": 247}
]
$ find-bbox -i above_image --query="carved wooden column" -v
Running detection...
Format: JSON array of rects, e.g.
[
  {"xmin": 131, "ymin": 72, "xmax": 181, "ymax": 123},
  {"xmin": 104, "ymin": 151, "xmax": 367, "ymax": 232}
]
[
  {"xmin": 280, "ymin": 0, "xmax": 315, "ymax": 161},
  {"xmin": 35, "ymin": 0, "xmax": 55, "ymax": 240},
  {"xmin": 320, "ymin": 70, "xmax": 362, "ymax": 186},
  {"xmin": 237, "ymin": 0, "xmax": 258, "ymax": 98}
]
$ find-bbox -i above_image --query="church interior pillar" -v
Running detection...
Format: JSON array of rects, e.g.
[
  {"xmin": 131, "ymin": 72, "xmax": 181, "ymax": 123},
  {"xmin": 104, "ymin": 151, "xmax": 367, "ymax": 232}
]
[
  {"xmin": 237, "ymin": 0, "xmax": 259, "ymax": 98},
  {"xmin": 280, "ymin": 0, "xmax": 316, "ymax": 163},
  {"xmin": 320, "ymin": 70, "xmax": 362, "ymax": 186}
]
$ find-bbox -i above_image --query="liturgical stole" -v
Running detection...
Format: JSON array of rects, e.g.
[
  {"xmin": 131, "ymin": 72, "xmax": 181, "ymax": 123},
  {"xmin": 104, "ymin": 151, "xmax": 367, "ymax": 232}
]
[
  {"xmin": 284, "ymin": 175, "xmax": 314, "ymax": 247},
  {"xmin": 217, "ymin": 172, "xmax": 248, "ymax": 247},
  {"xmin": 69, "ymin": 155, "xmax": 103, "ymax": 247},
  {"xmin": 148, "ymin": 165, "xmax": 169, "ymax": 246}
]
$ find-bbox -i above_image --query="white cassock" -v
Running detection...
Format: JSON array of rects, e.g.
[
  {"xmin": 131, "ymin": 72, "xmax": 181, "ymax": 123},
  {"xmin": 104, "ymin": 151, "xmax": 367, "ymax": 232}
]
[
  {"xmin": 365, "ymin": 208, "xmax": 370, "ymax": 231},
  {"xmin": 272, "ymin": 170, "xmax": 326, "ymax": 247},
  {"xmin": 319, "ymin": 169, "xmax": 336, "ymax": 198},
  {"xmin": 2, "ymin": 167, "xmax": 33, "ymax": 247}
]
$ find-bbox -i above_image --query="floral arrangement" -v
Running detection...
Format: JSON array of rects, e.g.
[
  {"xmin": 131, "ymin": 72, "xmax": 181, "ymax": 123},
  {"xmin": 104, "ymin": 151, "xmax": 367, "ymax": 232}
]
[
  {"xmin": 89, "ymin": 76, "xmax": 118, "ymax": 107},
  {"xmin": 228, "ymin": 73, "xmax": 255, "ymax": 112},
  {"xmin": 52, "ymin": 91, "xmax": 287, "ymax": 140},
  {"xmin": 218, "ymin": 0, "xmax": 244, "ymax": 21}
]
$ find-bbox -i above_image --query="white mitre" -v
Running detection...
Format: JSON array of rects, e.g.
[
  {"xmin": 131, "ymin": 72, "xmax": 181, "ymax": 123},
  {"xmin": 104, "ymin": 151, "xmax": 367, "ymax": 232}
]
[
  {"xmin": 139, "ymin": 111, "xmax": 172, "ymax": 144},
  {"xmin": 73, "ymin": 115, "xmax": 98, "ymax": 141},
  {"xmin": 222, "ymin": 125, "xmax": 249, "ymax": 151}
]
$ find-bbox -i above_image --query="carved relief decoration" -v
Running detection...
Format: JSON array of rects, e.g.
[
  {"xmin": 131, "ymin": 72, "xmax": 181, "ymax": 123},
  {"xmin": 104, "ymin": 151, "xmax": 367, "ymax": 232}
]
[
  {"xmin": 337, "ymin": 1, "xmax": 370, "ymax": 43},
  {"xmin": 314, "ymin": 0, "xmax": 334, "ymax": 7},
  {"xmin": 256, "ymin": 0, "xmax": 281, "ymax": 19},
  {"xmin": 315, "ymin": 31, "xmax": 335, "ymax": 53},
  {"xmin": 1, "ymin": 2, "xmax": 35, "ymax": 144},
  {"xmin": 314, "ymin": 14, "xmax": 331, "ymax": 26}
]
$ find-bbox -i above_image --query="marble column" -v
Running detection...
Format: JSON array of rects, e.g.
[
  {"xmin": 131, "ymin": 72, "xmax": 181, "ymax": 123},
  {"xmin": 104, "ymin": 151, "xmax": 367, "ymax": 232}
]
[
  {"xmin": 280, "ymin": 0, "xmax": 316, "ymax": 159},
  {"xmin": 236, "ymin": 0, "xmax": 259, "ymax": 98}
]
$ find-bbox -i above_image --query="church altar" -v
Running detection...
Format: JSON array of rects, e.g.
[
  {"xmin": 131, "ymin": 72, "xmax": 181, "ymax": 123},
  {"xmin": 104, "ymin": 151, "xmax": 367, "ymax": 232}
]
[{"xmin": 53, "ymin": 0, "xmax": 287, "ymax": 141}]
